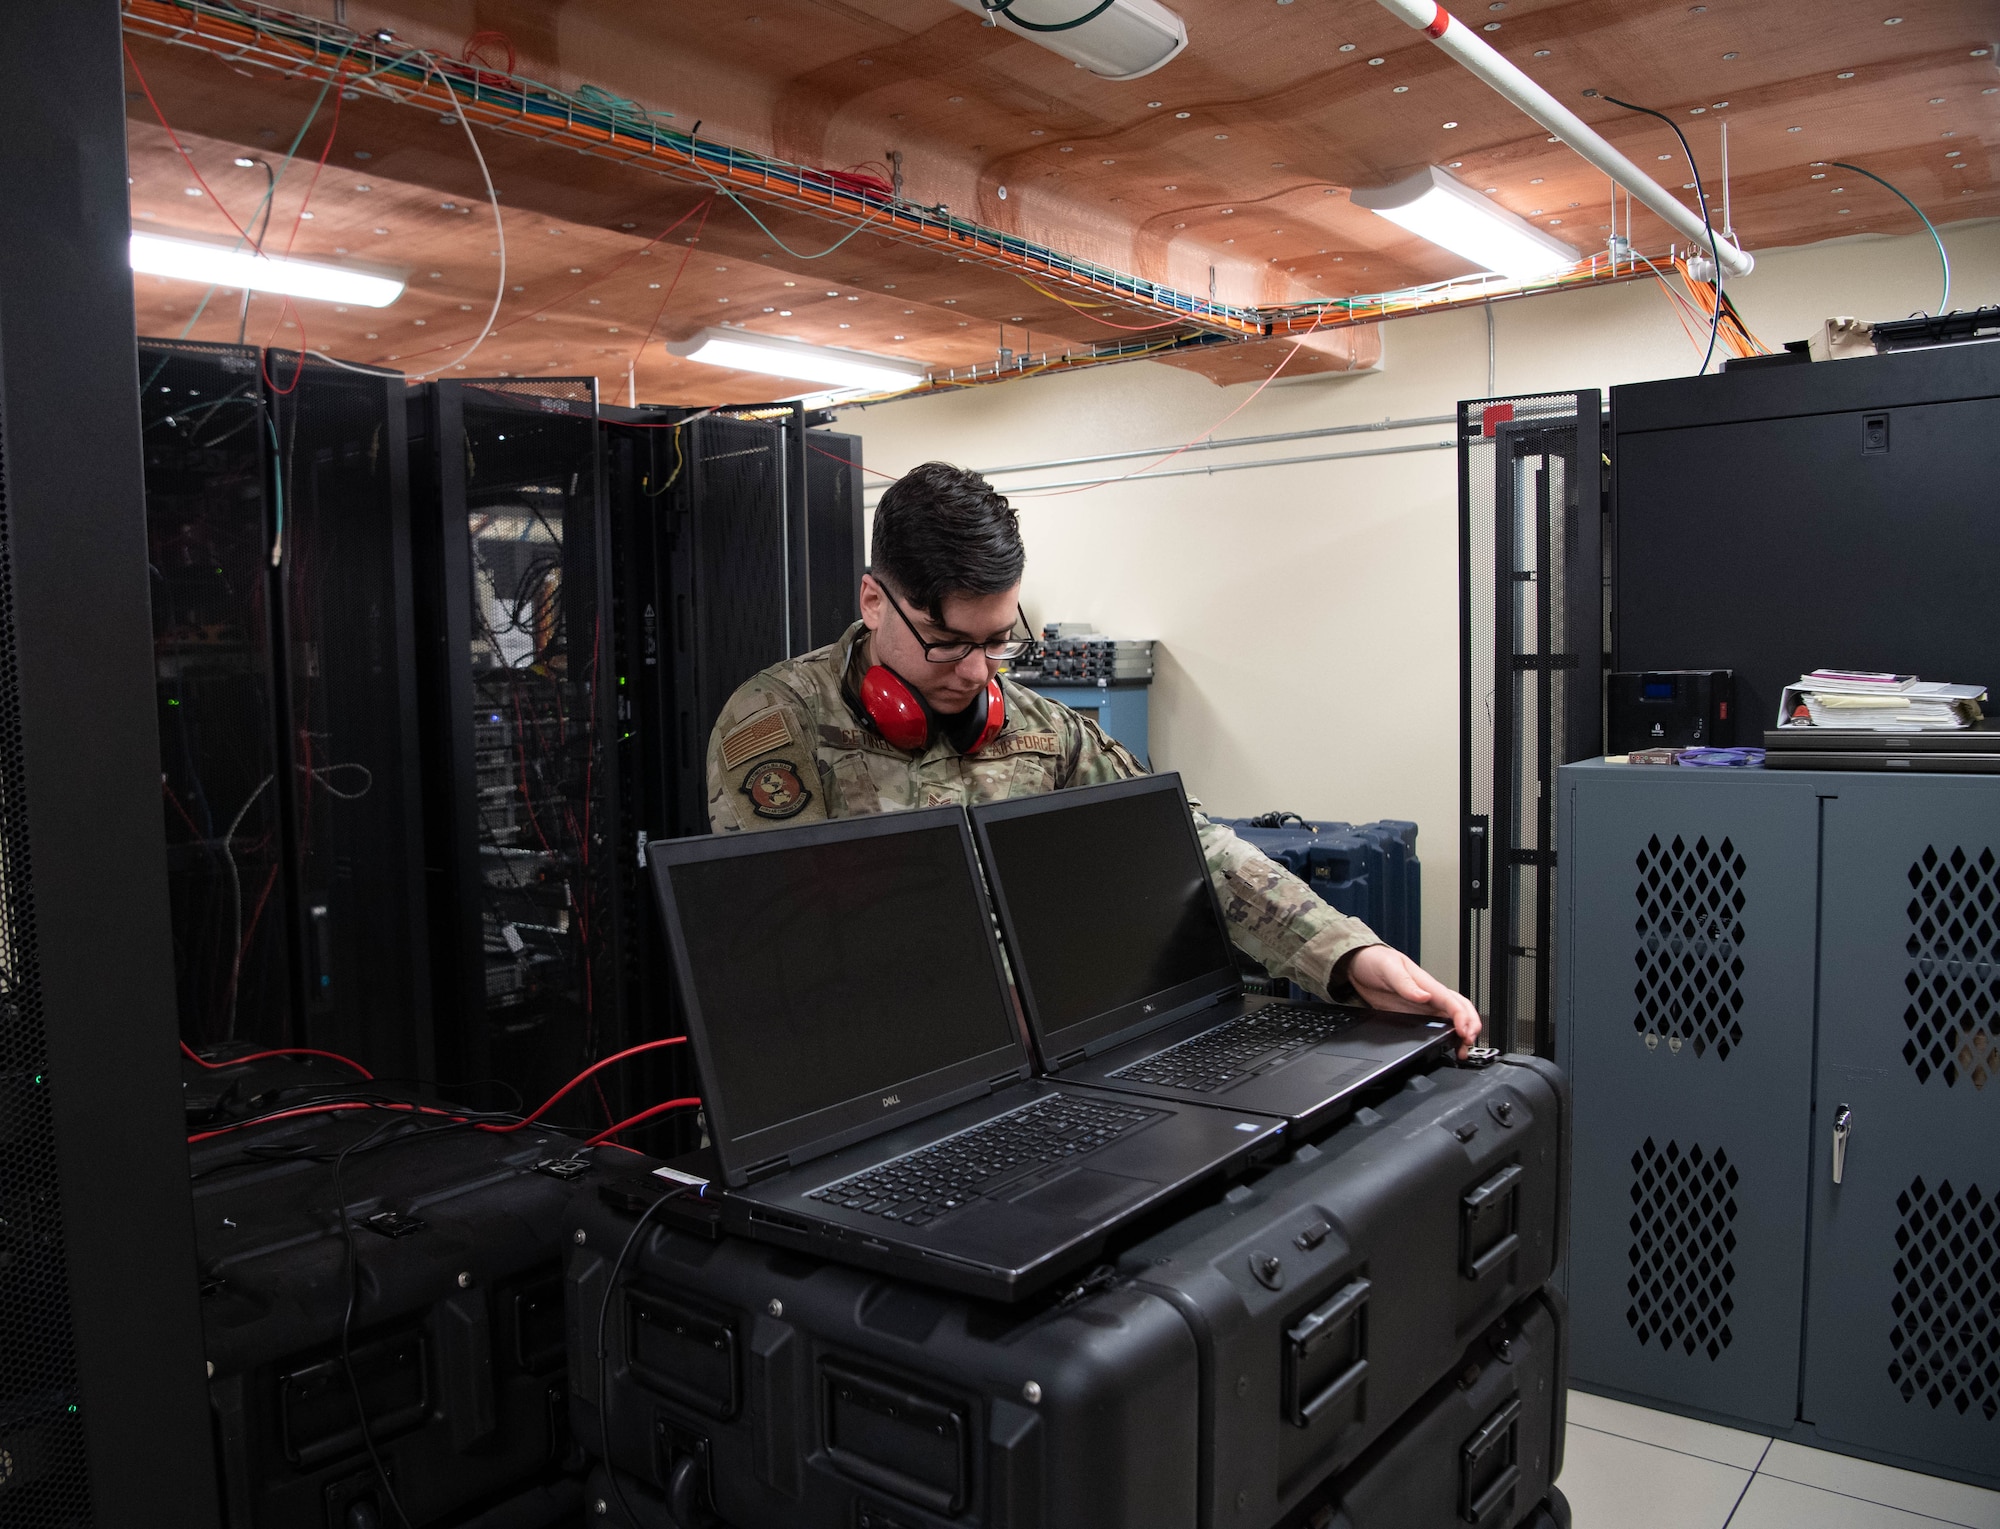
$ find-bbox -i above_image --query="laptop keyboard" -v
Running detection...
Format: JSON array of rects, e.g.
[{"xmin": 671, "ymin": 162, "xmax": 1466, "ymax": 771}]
[
  {"xmin": 1107, "ymin": 1003, "xmax": 1360, "ymax": 1093},
  {"xmin": 805, "ymin": 1094, "xmax": 1159, "ymax": 1228}
]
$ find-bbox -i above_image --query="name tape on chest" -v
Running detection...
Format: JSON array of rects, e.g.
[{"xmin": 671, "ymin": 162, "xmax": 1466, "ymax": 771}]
[{"xmin": 719, "ymin": 704, "xmax": 797, "ymax": 771}]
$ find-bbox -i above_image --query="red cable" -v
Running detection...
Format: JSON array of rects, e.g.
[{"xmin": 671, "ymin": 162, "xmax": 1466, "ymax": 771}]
[
  {"xmin": 805, "ymin": 438, "xmax": 900, "ymax": 484},
  {"xmin": 186, "ymin": 1098, "xmax": 461, "ymax": 1144},
  {"xmin": 475, "ymin": 1036, "xmax": 687, "ymax": 1134},
  {"xmin": 123, "ymin": 40, "xmax": 255, "ymax": 245},
  {"xmin": 584, "ymin": 1096, "xmax": 702, "ymax": 1148},
  {"xmin": 627, "ymin": 196, "xmax": 714, "ymax": 368},
  {"xmin": 1015, "ymin": 307, "xmax": 1333, "ymax": 500},
  {"xmin": 181, "ymin": 1038, "xmax": 375, "ymax": 1080}
]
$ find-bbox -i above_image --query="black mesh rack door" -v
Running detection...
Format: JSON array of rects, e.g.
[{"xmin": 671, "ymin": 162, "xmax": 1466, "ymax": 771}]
[
  {"xmin": 413, "ymin": 378, "xmax": 630, "ymax": 1124},
  {"xmin": 138, "ymin": 338, "xmax": 298, "ymax": 1052},
  {"xmin": 0, "ymin": 4, "xmax": 222, "ymax": 1516},
  {"xmin": 601, "ymin": 404, "xmax": 700, "ymax": 1148},
  {"xmin": 265, "ymin": 351, "xmax": 432, "ymax": 1079},
  {"xmin": 804, "ymin": 427, "xmax": 866, "ymax": 650},
  {"xmin": 666, "ymin": 411, "xmax": 792, "ymax": 836},
  {"xmin": 1458, "ymin": 392, "xmax": 1603, "ymax": 1057}
]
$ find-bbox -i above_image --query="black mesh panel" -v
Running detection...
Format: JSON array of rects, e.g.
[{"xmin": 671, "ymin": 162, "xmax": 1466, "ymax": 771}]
[
  {"xmin": 138, "ymin": 339, "xmax": 294, "ymax": 1048},
  {"xmin": 0, "ymin": 370, "xmax": 94, "ymax": 1521},
  {"xmin": 693, "ymin": 415, "xmax": 788, "ymax": 750}
]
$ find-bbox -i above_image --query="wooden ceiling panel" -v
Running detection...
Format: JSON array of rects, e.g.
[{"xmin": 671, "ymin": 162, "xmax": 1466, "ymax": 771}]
[{"xmin": 124, "ymin": 0, "xmax": 1996, "ymax": 401}]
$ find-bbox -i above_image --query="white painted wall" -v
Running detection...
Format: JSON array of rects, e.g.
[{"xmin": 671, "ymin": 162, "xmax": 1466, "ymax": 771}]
[{"xmin": 841, "ymin": 219, "xmax": 2000, "ymax": 986}]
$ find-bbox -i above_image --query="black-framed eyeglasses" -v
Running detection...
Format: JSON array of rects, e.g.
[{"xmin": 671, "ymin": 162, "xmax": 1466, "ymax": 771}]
[{"xmin": 875, "ymin": 577, "xmax": 1036, "ymax": 664}]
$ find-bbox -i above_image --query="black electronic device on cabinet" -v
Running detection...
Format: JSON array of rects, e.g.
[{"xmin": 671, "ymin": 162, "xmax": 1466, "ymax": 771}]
[{"xmin": 1606, "ymin": 669, "xmax": 1735, "ymax": 754}]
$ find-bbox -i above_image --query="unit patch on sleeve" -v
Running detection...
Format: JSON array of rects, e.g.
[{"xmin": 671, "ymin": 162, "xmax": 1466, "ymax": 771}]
[
  {"xmin": 720, "ymin": 705, "xmax": 796, "ymax": 771},
  {"xmin": 740, "ymin": 759, "xmax": 813, "ymax": 820}
]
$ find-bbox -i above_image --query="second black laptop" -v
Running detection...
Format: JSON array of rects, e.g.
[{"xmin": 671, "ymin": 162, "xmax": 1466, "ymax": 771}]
[
  {"xmin": 970, "ymin": 774, "xmax": 1458, "ymax": 1138},
  {"xmin": 649, "ymin": 807, "xmax": 1286, "ymax": 1302}
]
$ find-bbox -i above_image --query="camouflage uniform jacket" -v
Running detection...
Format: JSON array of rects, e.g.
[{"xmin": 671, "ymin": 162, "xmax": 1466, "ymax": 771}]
[{"xmin": 705, "ymin": 621, "xmax": 1383, "ymax": 999}]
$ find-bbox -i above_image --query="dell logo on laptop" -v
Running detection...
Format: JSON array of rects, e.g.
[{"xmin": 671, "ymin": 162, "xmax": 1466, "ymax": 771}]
[{"xmin": 881, "ymin": 1094, "xmax": 901, "ymax": 1108}]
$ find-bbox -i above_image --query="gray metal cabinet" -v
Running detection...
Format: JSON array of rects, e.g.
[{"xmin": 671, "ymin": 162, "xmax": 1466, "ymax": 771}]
[
  {"xmin": 1803, "ymin": 776, "xmax": 2000, "ymax": 1479},
  {"xmin": 1557, "ymin": 762, "xmax": 2000, "ymax": 1486},
  {"xmin": 1558, "ymin": 764, "xmax": 1823, "ymax": 1429}
]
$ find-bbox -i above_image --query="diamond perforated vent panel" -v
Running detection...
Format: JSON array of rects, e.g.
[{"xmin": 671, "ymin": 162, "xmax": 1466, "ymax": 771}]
[
  {"xmin": 1634, "ymin": 834, "xmax": 1747, "ymax": 1059},
  {"xmin": 1890, "ymin": 1177, "xmax": 1998, "ymax": 1421},
  {"xmin": 0, "ymin": 419, "xmax": 94, "ymax": 1517},
  {"xmin": 1904, "ymin": 846, "xmax": 1998, "ymax": 1090},
  {"xmin": 1627, "ymin": 1138, "xmax": 1739, "ymax": 1360}
]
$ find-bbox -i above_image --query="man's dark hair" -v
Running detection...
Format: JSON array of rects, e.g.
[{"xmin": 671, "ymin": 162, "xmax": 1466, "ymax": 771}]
[{"xmin": 870, "ymin": 462, "xmax": 1024, "ymax": 623}]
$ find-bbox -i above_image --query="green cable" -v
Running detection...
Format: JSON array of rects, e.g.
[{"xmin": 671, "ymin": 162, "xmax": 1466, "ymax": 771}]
[
  {"xmin": 266, "ymin": 415, "xmax": 285, "ymax": 566},
  {"xmin": 1827, "ymin": 161, "xmax": 1949, "ymax": 316},
  {"xmin": 161, "ymin": 43, "xmax": 354, "ymax": 352},
  {"xmin": 708, "ymin": 182, "xmax": 878, "ymax": 260}
]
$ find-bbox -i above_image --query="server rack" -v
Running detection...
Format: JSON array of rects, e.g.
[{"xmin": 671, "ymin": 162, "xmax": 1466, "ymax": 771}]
[
  {"xmin": 660, "ymin": 408, "xmax": 801, "ymax": 836},
  {"xmin": 410, "ymin": 378, "xmax": 630, "ymax": 1124},
  {"xmin": 801, "ymin": 422, "xmax": 866, "ymax": 651},
  {"xmin": 138, "ymin": 343, "xmax": 432, "ymax": 1076},
  {"xmin": 265, "ymin": 350, "xmax": 433, "ymax": 1076},
  {"xmin": 601, "ymin": 404, "xmax": 698, "ymax": 1149},
  {"xmin": 1458, "ymin": 392, "xmax": 1603, "ymax": 1057}
]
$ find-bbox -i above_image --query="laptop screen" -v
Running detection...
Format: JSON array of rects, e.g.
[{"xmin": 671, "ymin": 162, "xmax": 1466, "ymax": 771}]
[
  {"xmin": 654, "ymin": 809, "xmax": 1024, "ymax": 1179},
  {"xmin": 973, "ymin": 775, "xmax": 1238, "ymax": 1063}
]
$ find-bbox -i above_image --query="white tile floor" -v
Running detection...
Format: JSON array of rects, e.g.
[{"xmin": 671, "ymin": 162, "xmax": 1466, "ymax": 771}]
[{"xmin": 1556, "ymin": 1392, "xmax": 2000, "ymax": 1529}]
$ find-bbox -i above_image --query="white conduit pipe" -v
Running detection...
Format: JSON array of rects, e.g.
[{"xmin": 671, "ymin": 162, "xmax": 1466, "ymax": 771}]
[{"xmin": 1373, "ymin": 0, "xmax": 1755, "ymax": 276}]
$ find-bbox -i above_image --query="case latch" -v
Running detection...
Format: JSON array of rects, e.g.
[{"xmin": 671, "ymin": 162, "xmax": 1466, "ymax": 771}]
[
  {"xmin": 1460, "ymin": 1163, "xmax": 1523, "ymax": 1282},
  {"xmin": 1458, "ymin": 1395, "xmax": 1521, "ymax": 1524},
  {"xmin": 1282, "ymin": 1276, "xmax": 1370, "ymax": 1429}
]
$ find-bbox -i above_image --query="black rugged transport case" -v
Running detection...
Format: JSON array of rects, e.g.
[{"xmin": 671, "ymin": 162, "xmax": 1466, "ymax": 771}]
[
  {"xmin": 190, "ymin": 1110, "xmax": 599, "ymax": 1527},
  {"xmin": 1279, "ymin": 1289, "xmax": 1569, "ymax": 1529},
  {"xmin": 569, "ymin": 1055, "xmax": 1568, "ymax": 1529},
  {"xmin": 1120, "ymin": 1054, "xmax": 1567, "ymax": 1527}
]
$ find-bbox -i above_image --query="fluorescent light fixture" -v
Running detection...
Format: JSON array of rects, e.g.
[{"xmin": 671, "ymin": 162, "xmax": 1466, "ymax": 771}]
[
  {"xmin": 667, "ymin": 328, "xmax": 927, "ymax": 394},
  {"xmin": 128, "ymin": 230, "xmax": 405, "ymax": 308},
  {"xmin": 1350, "ymin": 166, "xmax": 1576, "ymax": 281},
  {"xmin": 946, "ymin": 0, "xmax": 1187, "ymax": 80}
]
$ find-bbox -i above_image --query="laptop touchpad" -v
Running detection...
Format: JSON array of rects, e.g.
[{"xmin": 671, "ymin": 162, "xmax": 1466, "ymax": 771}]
[{"xmin": 1007, "ymin": 1168, "xmax": 1154, "ymax": 1220}]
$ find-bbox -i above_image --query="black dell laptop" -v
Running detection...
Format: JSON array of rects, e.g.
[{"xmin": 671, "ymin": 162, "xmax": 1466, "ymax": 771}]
[
  {"xmin": 969, "ymin": 774, "xmax": 1458, "ymax": 1138},
  {"xmin": 648, "ymin": 807, "xmax": 1286, "ymax": 1302}
]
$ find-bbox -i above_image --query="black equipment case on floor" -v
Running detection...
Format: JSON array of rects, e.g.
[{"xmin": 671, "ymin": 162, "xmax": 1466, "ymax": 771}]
[
  {"xmin": 1278, "ymin": 1290, "xmax": 1568, "ymax": 1529},
  {"xmin": 568, "ymin": 1055, "xmax": 1567, "ymax": 1529},
  {"xmin": 1116, "ymin": 1054, "xmax": 1566, "ymax": 1529},
  {"xmin": 190, "ymin": 1110, "xmax": 602, "ymax": 1527}
]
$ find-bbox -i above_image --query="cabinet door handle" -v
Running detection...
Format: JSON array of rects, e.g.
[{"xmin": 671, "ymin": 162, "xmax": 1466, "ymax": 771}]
[{"xmin": 1832, "ymin": 1105, "xmax": 1853, "ymax": 1185}]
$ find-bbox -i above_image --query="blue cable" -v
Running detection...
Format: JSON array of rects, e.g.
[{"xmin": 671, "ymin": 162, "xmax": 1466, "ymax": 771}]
[{"xmin": 1677, "ymin": 747, "xmax": 1766, "ymax": 768}]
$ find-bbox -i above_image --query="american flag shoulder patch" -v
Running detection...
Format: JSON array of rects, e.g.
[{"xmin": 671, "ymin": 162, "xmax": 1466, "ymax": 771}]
[{"xmin": 719, "ymin": 705, "xmax": 796, "ymax": 771}]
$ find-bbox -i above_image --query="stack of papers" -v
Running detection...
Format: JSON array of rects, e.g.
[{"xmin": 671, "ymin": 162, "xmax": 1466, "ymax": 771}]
[{"xmin": 1777, "ymin": 671, "xmax": 1988, "ymax": 731}]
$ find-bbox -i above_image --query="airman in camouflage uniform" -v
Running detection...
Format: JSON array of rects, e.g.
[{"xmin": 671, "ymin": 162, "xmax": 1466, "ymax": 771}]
[
  {"xmin": 704, "ymin": 460, "xmax": 1481, "ymax": 1049},
  {"xmin": 707, "ymin": 618, "xmax": 1383, "ymax": 1002}
]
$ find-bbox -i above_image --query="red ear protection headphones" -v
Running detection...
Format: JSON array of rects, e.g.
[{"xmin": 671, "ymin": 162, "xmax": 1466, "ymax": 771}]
[{"xmin": 851, "ymin": 656, "xmax": 1007, "ymax": 755}]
